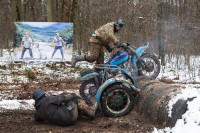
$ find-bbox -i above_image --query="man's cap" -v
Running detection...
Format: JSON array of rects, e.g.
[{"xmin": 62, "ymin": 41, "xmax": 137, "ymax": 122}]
[{"xmin": 32, "ymin": 88, "xmax": 45, "ymax": 101}]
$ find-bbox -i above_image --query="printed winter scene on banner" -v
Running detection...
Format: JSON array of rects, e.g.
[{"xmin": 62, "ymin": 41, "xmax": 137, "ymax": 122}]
[{"xmin": 13, "ymin": 22, "xmax": 73, "ymax": 62}]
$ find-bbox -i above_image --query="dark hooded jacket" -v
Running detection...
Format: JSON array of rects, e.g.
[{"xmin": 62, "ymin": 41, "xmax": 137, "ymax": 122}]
[{"xmin": 34, "ymin": 93, "xmax": 79, "ymax": 126}]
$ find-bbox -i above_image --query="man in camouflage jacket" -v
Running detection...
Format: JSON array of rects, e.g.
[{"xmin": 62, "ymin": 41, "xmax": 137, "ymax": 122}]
[{"xmin": 71, "ymin": 19, "xmax": 125, "ymax": 67}]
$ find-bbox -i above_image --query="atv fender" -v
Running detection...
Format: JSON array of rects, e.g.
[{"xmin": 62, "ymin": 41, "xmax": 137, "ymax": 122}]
[
  {"xmin": 96, "ymin": 78, "xmax": 138, "ymax": 106},
  {"xmin": 131, "ymin": 45, "xmax": 148, "ymax": 66},
  {"xmin": 81, "ymin": 72, "xmax": 99, "ymax": 81}
]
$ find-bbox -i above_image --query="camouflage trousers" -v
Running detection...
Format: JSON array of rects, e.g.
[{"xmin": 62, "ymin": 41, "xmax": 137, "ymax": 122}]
[{"xmin": 85, "ymin": 42, "xmax": 104, "ymax": 64}]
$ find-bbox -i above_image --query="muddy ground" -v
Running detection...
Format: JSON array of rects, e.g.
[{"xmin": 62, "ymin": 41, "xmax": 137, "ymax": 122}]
[
  {"xmin": 0, "ymin": 109, "xmax": 154, "ymax": 133},
  {"xmin": 0, "ymin": 78, "xmax": 156, "ymax": 133}
]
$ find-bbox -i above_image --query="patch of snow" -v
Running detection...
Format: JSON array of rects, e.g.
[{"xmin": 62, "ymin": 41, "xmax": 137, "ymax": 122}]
[
  {"xmin": 0, "ymin": 99, "xmax": 35, "ymax": 110},
  {"xmin": 0, "ymin": 49, "xmax": 13, "ymax": 64}
]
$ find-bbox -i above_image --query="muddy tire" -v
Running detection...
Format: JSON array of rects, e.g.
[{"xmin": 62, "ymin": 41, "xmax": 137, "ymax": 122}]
[
  {"xmin": 137, "ymin": 53, "xmax": 160, "ymax": 79},
  {"xmin": 79, "ymin": 78, "xmax": 98, "ymax": 105},
  {"xmin": 156, "ymin": 96, "xmax": 170, "ymax": 127},
  {"xmin": 145, "ymin": 87, "xmax": 168, "ymax": 116},
  {"xmin": 137, "ymin": 82, "xmax": 158, "ymax": 111},
  {"xmin": 167, "ymin": 99, "xmax": 188, "ymax": 127},
  {"xmin": 80, "ymin": 68, "xmax": 94, "ymax": 77},
  {"xmin": 101, "ymin": 84, "xmax": 134, "ymax": 117},
  {"xmin": 139, "ymin": 81, "xmax": 158, "ymax": 91},
  {"xmin": 134, "ymin": 93, "xmax": 140, "ymax": 105}
]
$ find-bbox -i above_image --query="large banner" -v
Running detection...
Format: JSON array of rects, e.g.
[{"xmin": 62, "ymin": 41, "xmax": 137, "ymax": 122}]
[{"xmin": 13, "ymin": 22, "xmax": 73, "ymax": 62}]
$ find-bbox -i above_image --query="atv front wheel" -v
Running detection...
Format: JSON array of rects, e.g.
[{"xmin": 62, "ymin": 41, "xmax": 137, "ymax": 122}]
[
  {"xmin": 137, "ymin": 53, "xmax": 160, "ymax": 79},
  {"xmin": 101, "ymin": 84, "xmax": 134, "ymax": 117}
]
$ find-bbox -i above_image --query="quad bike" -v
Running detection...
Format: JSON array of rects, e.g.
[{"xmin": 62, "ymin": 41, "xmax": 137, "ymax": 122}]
[
  {"xmin": 80, "ymin": 43, "xmax": 160, "ymax": 102},
  {"xmin": 79, "ymin": 43, "xmax": 160, "ymax": 116}
]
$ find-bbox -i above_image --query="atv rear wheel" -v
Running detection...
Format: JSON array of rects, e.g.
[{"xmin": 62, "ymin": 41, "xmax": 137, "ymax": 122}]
[
  {"xmin": 80, "ymin": 68, "xmax": 94, "ymax": 77},
  {"xmin": 79, "ymin": 78, "xmax": 99, "ymax": 105}
]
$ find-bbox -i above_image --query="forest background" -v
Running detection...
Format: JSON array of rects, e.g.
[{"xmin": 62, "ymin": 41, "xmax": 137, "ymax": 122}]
[{"xmin": 0, "ymin": 0, "xmax": 199, "ymax": 66}]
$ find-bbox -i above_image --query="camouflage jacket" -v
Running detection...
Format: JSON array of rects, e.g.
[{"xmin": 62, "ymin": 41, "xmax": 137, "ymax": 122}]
[{"xmin": 89, "ymin": 22, "xmax": 119, "ymax": 47}]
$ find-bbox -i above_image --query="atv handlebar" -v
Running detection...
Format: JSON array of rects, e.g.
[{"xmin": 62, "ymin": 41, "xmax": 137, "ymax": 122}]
[
  {"xmin": 112, "ymin": 43, "xmax": 135, "ymax": 54},
  {"xmin": 109, "ymin": 43, "xmax": 139, "ymax": 59},
  {"xmin": 110, "ymin": 42, "xmax": 149, "ymax": 60},
  {"xmin": 127, "ymin": 43, "xmax": 131, "ymax": 46}
]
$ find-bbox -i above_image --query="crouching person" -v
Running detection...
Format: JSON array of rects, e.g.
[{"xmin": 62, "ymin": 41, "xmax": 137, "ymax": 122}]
[{"xmin": 32, "ymin": 88, "xmax": 97, "ymax": 126}]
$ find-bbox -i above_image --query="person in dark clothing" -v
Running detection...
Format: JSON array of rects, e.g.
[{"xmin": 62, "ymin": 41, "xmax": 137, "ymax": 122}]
[{"xmin": 33, "ymin": 88, "xmax": 97, "ymax": 126}]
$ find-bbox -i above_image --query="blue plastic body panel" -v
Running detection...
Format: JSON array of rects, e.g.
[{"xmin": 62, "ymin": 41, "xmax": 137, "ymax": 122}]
[{"xmin": 108, "ymin": 51, "xmax": 129, "ymax": 65}]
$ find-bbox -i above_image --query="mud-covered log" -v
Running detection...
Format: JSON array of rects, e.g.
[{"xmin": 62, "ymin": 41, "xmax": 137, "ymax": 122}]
[{"xmin": 134, "ymin": 76, "xmax": 189, "ymax": 128}]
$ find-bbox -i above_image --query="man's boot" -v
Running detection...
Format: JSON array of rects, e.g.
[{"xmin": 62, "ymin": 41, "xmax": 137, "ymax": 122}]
[
  {"xmin": 78, "ymin": 100, "xmax": 98, "ymax": 120},
  {"xmin": 71, "ymin": 55, "xmax": 86, "ymax": 67}
]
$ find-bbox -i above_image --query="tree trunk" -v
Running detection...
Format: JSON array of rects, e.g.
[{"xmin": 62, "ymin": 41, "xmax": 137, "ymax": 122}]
[
  {"xmin": 61, "ymin": 0, "xmax": 72, "ymax": 22},
  {"xmin": 47, "ymin": 0, "xmax": 56, "ymax": 22},
  {"xmin": 0, "ymin": 0, "xmax": 13, "ymax": 49},
  {"xmin": 157, "ymin": 1, "xmax": 165, "ymax": 66},
  {"xmin": 0, "ymin": 49, "xmax": 2, "ymax": 57},
  {"xmin": 70, "ymin": 0, "xmax": 77, "ymax": 22}
]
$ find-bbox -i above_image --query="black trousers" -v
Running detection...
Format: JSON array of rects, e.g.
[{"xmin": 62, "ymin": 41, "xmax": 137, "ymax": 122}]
[{"xmin": 21, "ymin": 47, "xmax": 33, "ymax": 58}]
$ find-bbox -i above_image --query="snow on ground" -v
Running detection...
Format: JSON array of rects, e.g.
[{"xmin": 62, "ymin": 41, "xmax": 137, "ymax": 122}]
[
  {"xmin": 154, "ymin": 55, "xmax": 200, "ymax": 133},
  {"xmin": 153, "ymin": 88, "xmax": 200, "ymax": 133},
  {"xmin": 0, "ymin": 99, "xmax": 35, "ymax": 111},
  {"xmin": 167, "ymin": 85, "xmax": 200, "ymax": 117},
  {"xmin": 158, "ymin": 55, "xmax": 200, "ymax": 83},
  {"xmin": 0, "ymin": 49, "xmax": 13, "ymax": 64}
]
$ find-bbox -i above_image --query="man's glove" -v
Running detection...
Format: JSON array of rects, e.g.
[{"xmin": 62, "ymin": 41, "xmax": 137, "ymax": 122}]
[
  {"xmin": 106, "ymin": 45, "xmax": 113, "ymax": 53},
  {"xmin": 117, "ymin": 42, "xmax": 127, "ymax": 48}
]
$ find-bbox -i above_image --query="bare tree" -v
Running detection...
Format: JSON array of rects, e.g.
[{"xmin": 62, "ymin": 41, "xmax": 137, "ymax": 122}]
[{"xmin": 47, "ymin": 0, "xmax": 56, "ymax": 22}]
